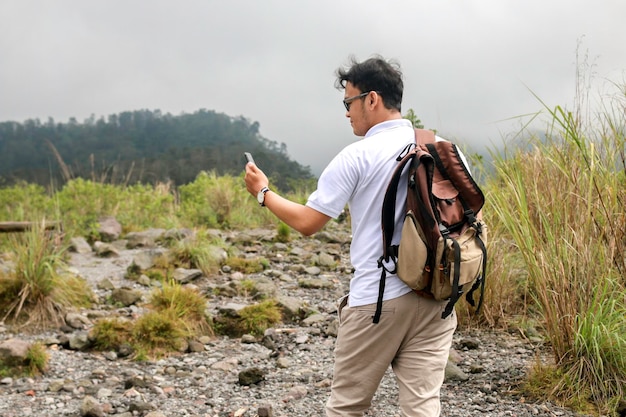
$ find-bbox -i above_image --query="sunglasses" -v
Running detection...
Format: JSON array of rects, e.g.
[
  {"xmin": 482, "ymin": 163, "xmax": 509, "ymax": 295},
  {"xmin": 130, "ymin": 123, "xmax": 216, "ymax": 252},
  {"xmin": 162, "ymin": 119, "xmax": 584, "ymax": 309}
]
[{"xmin": 343, "ymin": 91, "xmax": 372, "ymax": 111}]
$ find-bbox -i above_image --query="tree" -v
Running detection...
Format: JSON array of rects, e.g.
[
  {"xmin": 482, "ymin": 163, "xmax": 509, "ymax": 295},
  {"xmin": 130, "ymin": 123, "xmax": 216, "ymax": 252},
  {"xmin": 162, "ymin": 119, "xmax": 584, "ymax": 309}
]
[{"xmin": 403, "ymin": 109, "xmax": 424, "ymax": 129}]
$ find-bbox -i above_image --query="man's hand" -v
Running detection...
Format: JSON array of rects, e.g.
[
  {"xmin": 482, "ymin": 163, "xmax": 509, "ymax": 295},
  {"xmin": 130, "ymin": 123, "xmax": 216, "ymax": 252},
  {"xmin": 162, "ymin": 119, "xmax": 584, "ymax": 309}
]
[{"xmin": 244, "ymin": 162, "xmax": 269, "ymax": 197}]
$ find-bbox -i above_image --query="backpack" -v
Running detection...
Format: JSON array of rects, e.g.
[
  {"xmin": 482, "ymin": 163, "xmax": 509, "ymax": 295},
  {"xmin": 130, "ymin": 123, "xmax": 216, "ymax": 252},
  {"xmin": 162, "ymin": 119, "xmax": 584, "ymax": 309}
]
[{"xmin": 373, "ymin": 128, "xmax": 487, "ymax": 323}]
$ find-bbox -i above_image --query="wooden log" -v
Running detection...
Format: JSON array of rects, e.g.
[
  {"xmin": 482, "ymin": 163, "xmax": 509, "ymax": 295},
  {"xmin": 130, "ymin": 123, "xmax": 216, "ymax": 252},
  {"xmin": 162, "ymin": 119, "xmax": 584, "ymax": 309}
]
[{"xmin": 0, "ymin": 221, "xmax": 62, "ymax": 233}]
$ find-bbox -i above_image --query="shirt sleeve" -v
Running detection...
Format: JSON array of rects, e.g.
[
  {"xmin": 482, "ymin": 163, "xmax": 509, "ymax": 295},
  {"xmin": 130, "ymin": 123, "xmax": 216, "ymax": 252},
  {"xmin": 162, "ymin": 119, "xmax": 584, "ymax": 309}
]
[{"xmin": 306, "ymin": 148, "xmax": 359, "ymax": 219}]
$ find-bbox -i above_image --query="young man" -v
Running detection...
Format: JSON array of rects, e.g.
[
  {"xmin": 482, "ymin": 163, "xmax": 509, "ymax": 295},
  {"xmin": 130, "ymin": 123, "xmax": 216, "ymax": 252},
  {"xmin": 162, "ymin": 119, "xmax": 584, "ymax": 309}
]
[{"xmin": 244, "ymin": 56, "xmax": 457, "ymax": 417}]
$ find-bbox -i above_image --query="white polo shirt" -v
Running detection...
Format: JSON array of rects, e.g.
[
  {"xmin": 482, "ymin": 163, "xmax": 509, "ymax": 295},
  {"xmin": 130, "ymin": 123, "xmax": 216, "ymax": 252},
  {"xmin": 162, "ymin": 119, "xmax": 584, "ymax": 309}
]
[{"xmin": 307, "ymin": 119, "xmax": 418, "ymax": 307}]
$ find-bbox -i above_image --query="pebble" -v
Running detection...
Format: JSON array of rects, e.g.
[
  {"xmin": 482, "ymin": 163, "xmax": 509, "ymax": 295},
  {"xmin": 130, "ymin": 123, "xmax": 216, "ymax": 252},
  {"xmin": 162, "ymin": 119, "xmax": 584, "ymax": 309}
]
[{"xmin": 0, "ymin": 226, "xmax": 594, "ymax": 417}]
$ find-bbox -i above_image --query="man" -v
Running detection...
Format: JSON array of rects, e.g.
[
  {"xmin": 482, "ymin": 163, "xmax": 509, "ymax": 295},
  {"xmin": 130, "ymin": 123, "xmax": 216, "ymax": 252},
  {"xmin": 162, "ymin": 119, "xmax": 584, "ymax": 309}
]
[{"xmin": 244, "ymin": 55, "xmax": 457, "ymax": 417}]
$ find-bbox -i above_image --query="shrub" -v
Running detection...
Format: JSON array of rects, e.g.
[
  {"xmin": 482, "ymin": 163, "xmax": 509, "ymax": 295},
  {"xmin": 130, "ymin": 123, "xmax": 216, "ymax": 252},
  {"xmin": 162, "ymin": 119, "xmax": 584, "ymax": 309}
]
[
  {"xmin": 224, "ymin": 256, "xmax": 266, "ymax": 274},
  {"xmin": 90, "ymin": 318, "xmax": 134, "ymax": 351},
  {"xmin": 0, "ymin": 341, "xmax": 49, "ymax": 378},
  {"xmin": 0, "ymin": 220, "xmax": 92, "ymax": 329},
  {"xmin": 167, "ymin": 234, "xmax": 227, "ymax": 276},
  {"xmin": 276, "ymin": 221, "xmax": 291, "ymax": 243},
  {"xmin": 149, "ymin": 280, "xmax": 213, "ymax": 336},
  {"xmin": 25, "ymin": 342, "xmax": 49, "ymax": 376},
  {"xmin": 132, "ymin": 309, "xmax": 191, "ymax": 356},
  {"xmin": 236, "ymin": 300, "xmax": 282, "ymax": 336},
  {"xmin": 215, "ymin": 300, "xmax": 282, "ymax": 337}
]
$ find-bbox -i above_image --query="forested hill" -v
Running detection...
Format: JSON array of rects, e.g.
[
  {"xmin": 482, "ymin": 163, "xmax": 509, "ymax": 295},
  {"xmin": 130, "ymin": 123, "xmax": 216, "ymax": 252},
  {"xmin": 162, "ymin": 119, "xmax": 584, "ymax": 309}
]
[{"xmin": 0, "ymin": 109, "xmax": 314, "ymax": 191}]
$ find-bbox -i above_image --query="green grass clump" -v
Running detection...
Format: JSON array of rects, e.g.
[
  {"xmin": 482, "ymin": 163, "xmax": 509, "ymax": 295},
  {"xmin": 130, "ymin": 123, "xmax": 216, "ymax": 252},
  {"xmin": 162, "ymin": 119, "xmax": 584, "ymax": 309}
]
[
  {"xmin": 149, "ymin": 280, "xmax": 213, "ymax": 336},
  {"xmin": 25, "ymin": 342, "xmax": 49, "ymax": 376},
  {"xmin": 224, "ymin": 256, "xmax": 266, "ymax": 274},
  {"xmin": 0, "ymin": 342, "xmax": 49, "ymax": 377},
  {"xmin": 90, "ymin": 281, "xmax": 213, "ymax": 358},
  {"xmin": 237, "ymin": 300, "xmax": 282, "ymax": 336},
  {"xmin": 90, "ymin": 318, "xmax": 134, "ymax": 351},
  {"xmin": 0, "ymin": 220, "xmax": 93, "ymax": 330},
  {"xmin": 215, "ymin": 300, "xmax": 282, "ymax": 338},
  {"xmin": 167, "ymin": 234, "xmax": 227, "ymax": 276},
  {"xmin": 132, "ymin": 309, "xmax": 191, "ymax": 355},
  {"xmin": 276, "ymin": 221, "xmax": 291, "ymax": 243}
]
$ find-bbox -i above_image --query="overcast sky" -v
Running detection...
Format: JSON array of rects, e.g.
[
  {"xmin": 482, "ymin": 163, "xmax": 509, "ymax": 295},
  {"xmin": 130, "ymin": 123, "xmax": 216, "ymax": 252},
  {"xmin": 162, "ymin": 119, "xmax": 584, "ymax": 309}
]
[{"xmin": 1, "ymin": 1, "xmax": 625, "ymax": 174}]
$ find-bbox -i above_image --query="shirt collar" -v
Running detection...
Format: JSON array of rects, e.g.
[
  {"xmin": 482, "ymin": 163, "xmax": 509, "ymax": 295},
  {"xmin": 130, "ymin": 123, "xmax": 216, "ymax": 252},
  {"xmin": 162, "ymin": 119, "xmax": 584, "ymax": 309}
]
[{"xmin": 364, "ymin": 119, "xmax": 413, "ymax": 139}]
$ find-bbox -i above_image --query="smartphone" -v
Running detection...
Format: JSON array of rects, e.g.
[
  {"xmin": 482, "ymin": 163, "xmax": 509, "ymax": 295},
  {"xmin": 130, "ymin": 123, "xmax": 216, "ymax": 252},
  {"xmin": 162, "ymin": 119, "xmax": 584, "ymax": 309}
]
[{"xmin": 244, "ymin": 152, "xmax": 255, "ymax": 165}]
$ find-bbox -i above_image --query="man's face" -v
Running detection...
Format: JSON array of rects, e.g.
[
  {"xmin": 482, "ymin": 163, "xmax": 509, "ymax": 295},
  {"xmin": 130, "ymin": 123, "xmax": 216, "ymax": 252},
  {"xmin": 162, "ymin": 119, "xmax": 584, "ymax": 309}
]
[{"xmin": 343, "ymin": 82, "xmax": 372, "ymax": 137}]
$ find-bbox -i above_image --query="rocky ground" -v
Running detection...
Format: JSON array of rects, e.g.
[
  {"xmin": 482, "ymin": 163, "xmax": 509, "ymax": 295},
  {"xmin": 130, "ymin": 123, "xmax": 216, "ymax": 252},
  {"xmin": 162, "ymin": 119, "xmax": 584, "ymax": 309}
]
[{"xmin": 0, "ymin": 221, "xmax": 597, "ymax": 417}]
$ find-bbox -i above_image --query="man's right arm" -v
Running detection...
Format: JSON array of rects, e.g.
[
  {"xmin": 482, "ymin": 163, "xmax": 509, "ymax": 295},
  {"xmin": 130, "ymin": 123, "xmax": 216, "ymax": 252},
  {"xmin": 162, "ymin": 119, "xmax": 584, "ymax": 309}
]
[
  {"xmin": 261, "ymin": 190, "xmax": 331, "ymax": 236},
  {"xmin": 244, "ymin": 163, "xmax": 331, "ymax": 236}
]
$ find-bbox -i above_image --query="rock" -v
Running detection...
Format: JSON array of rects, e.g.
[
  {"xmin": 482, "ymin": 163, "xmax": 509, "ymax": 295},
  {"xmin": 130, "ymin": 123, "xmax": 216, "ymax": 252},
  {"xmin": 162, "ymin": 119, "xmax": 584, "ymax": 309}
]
[
  {"xmin": 302, "ymin": 313, "xmax": 326, "ymax": 326},
  {"xmin": 459, "ymin": 337, "xmax": 480, "ymax": 350},
  {"xmin": 129, "ymin": 401, "xmax": 156, "ymax": 412},
  {"xmin": 130, "ymin": 248, "xmax": 167, "ymax": 271},
  {"xmin": 240, "ymin": 334, "xmax": 257, "ymax": 344},
  {"xmin": 276, "ymin": 357, "xmax": 292, "ymax": 368},
  {"xmin": 110, "ymin": 288, "xmax": 142, "ymax": 306},
  {"xmin": 163, "ymin": 227, "xmax": 194, "ymax": 241},
  {"xmin": 125, "ymin": 228, "xmax": 165, "ymax": 248},
  {"xmin": 69, "ymin": 237, "xmax": 92, "ymax": 254},
  {"xmin": 188, "ymin": 340, "xmax": 205, "ymax": 352},
  {"xmin": 298, "ymin": 277, "xmax": 333, "ymax": 289},
  {"xmin": 93, "ymin": 242, "xmax": 119, "ymax": 258},
  {"xmin": 0, "ymin": 338, "xmax": 30, "ymax": 360},
  {"xmin": 316, "ymin": 252, "xmax": 336, "ymax": 268},
  {"xmin": 65, "ymin": 312, "xmax": 91, "ymax": 329},
  {"xmin": 97, "ymin": 216, "xmax": 122, "ymax": 242},
  {"xmin": 238, "ymin": 367, "xmax": 265, "ymax": 386},
  {"xmin": 96, "ymin": 278, "xmax": 115, "ymax": 290},
  {"xmin": 172, "ymin": 267, "xmax": 203, "ymax": 284},
  {"xmin": 80, "ymin": 395, "xmax": 104, "ymax": 417},
  {"xmin": 211, "ymin": 358, "xmax": 238, "ymax": 372},
  {"xmin": 68, "ymin": 332, "xmax": 91, "ymax": 351},
  {"xmin": 303, "ymin": 266, "xmax": 321, "ymax": 276},
  {"xmin": 257, "ymin": 404, "xmax": 273, "ymax": 417},
  {"xmin": 145, "ymin": 412, "xmax": 167, "ymax": 417},
  {"xmin": 275, "ymin": 295, "xmax": 305, "ymax": 321},
  {"xmin": 445, "ymin": 360, "xmax": 469, "ymax": 381}
]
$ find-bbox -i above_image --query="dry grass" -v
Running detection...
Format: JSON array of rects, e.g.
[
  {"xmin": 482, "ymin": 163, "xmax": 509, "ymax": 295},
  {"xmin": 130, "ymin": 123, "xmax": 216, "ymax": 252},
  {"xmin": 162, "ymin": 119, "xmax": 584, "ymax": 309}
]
[
  {"xmin": 486, "ymin": 86, "xmax": 626, "ymax": 415},
  {"xmin": 0, "ymin": 219, "xmax": 92, "ymax": 330}
]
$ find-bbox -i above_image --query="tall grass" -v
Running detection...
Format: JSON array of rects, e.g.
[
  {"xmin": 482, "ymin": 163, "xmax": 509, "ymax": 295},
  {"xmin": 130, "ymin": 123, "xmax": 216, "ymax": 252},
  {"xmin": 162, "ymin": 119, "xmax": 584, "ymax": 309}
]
[
  {"xmin": 0, "ymin": 171, "xmax": 292, "ymax": 249},
  {"xmin": 488, "ymin": 86, "xmax": 626, "ymax": 414},
  {"xmin": 0, "ymin": 220, "xmax": 93, "ymax": 329},
  {"xmin": 178, "ymin": 170, "xmax": 276, "ymax": 229}
]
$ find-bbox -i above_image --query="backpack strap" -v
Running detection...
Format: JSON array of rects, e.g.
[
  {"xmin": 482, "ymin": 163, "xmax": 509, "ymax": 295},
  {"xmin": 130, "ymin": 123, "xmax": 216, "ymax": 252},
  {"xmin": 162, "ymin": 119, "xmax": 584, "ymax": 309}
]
[
  {"xmin": 375, "ymin": 129, "xmax": 438, "ymax": 324},
  {"xmin": 415, "ymin": 128, "xmax": 436, "ymax": 145},
  {"xmin": 381, "ymin": 152, "xmax": 416, "ymax": 261},
  {"xmin": 375, "ymin": 151, "xmax": 416, "ymax": 324},
  {"xmin": 442, "ymin": 234, "xmax": 462, "ymax": 319},
  {"xmin": 465, "ymin": 226, "xmax": 487, "ymax": 312}
]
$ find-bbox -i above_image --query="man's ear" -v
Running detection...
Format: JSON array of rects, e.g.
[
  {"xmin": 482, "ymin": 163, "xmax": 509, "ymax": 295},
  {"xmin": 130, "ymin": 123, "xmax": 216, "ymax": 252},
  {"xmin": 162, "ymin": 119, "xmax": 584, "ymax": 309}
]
[{"xmin": 369, "ymin": 92, "xmax": 380, "ymax": 109}]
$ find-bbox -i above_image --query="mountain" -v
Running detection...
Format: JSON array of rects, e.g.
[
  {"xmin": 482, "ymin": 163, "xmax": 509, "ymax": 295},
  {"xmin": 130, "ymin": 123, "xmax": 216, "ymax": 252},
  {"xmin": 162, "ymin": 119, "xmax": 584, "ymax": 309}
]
[{"xmin": 0, "ymin": 109, "xmax": 314, "ymax": 191}]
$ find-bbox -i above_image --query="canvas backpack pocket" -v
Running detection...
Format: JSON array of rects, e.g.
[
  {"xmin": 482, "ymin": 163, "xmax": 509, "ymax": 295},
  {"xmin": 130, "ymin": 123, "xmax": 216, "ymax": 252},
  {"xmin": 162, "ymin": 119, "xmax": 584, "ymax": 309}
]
[
  {"xmin": 396, "ymin": 211, "xmax": 430, "ymax": 291},
  {"xmin": 449, "ymin": 222, "xmax": 486, "ymax": 286},
  {"xmin": 431, "ymin": 221, "xmax": 487, "ymax": 300}
]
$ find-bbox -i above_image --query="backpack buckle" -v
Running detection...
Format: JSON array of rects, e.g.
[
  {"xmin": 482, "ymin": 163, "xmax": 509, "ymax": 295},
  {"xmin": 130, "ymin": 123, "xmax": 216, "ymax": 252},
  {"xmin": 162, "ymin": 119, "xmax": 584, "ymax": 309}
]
[{"xmin": 464, "ymin": 209, "xmax": 477, "ymax": 224}]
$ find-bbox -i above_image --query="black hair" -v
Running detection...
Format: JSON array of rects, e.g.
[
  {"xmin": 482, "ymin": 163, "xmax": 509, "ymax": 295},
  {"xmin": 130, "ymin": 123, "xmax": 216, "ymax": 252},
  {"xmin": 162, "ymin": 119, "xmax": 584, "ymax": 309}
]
[{"xmin": 335, "ymin": 55, "xmax": 403, "ymax": 112}]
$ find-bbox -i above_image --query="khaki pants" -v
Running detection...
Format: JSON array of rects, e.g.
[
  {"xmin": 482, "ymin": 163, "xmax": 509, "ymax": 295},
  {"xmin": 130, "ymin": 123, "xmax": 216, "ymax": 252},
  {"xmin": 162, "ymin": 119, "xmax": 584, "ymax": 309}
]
[{"xmin": 326, "ymin": 291, "xmax": 457, "ymax": 417}]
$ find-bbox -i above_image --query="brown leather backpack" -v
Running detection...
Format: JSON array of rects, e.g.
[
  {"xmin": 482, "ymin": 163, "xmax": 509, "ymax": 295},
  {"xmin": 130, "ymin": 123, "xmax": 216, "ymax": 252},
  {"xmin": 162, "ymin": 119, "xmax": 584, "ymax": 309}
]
[{"xmin": 374, "ymin": 129, "xmax": 487, "ymax": 323}]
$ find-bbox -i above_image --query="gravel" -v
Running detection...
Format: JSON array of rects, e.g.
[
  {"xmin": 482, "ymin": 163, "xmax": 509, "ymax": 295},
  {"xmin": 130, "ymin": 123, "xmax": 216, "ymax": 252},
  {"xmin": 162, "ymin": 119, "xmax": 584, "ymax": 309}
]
[{"xmin": 0, "ymin": 227, "xmax": 596, "ymax": 417}]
